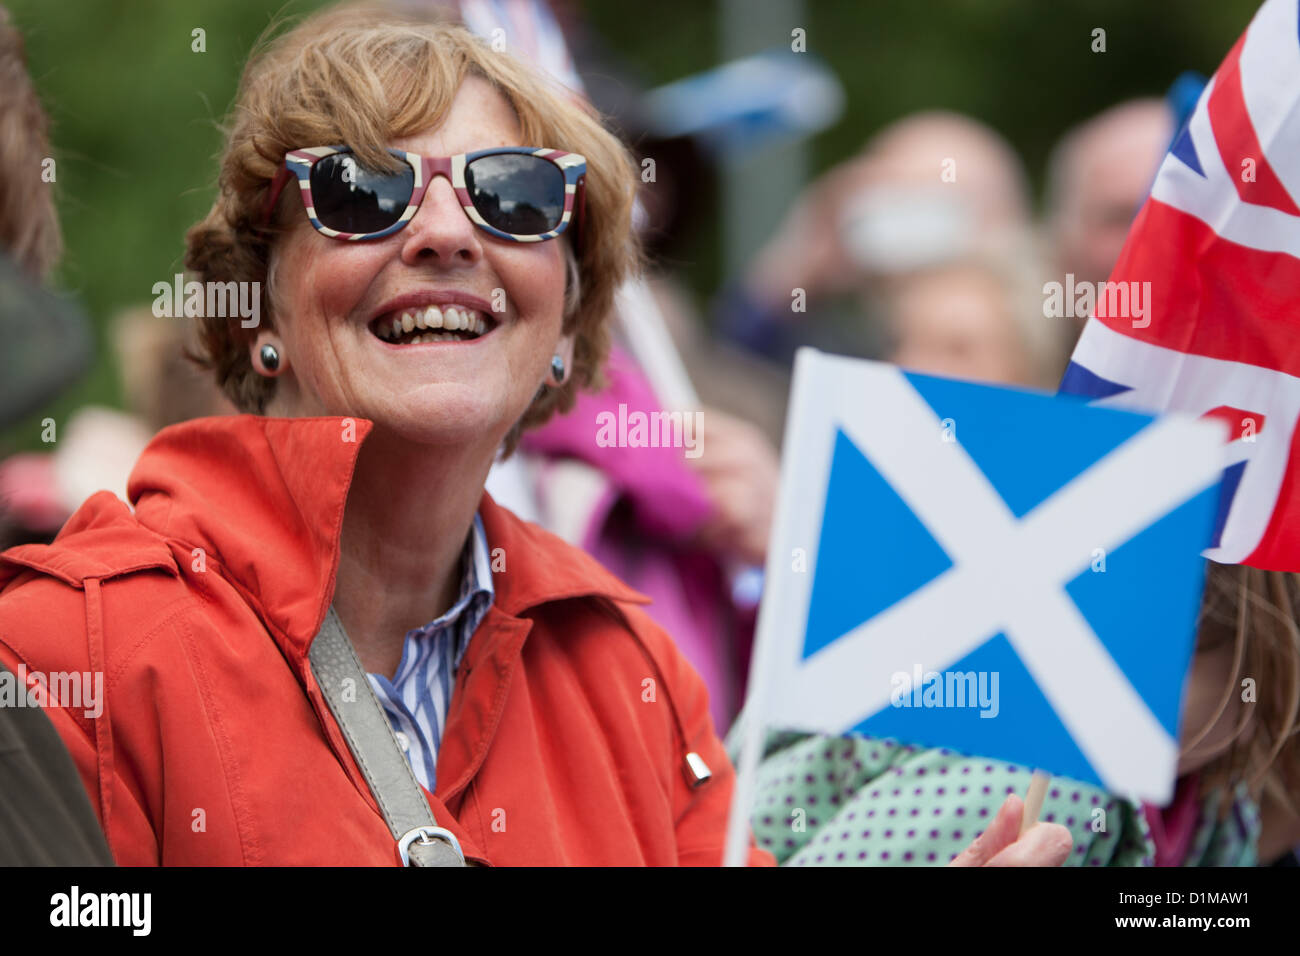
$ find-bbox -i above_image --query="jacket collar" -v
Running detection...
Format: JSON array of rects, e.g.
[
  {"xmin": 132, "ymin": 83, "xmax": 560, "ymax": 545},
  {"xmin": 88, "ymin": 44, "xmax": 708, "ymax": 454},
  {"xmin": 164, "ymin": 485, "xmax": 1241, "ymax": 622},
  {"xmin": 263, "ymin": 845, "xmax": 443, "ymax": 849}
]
[
  {"xmin": 0, "ymin": 491, "xmax": 178, "ymax": 591},
  {"xmin": 126, "ymin": 415, "xmax": 647, "ymax": 663}
]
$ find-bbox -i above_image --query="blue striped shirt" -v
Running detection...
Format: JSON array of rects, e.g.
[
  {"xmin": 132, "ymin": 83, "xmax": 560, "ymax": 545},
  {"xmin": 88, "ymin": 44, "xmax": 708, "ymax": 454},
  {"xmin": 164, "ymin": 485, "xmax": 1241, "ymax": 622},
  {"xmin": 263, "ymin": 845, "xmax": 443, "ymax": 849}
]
[{"xmin": 366, "ymin": 514, "xmax": 494, "ymax": 792}]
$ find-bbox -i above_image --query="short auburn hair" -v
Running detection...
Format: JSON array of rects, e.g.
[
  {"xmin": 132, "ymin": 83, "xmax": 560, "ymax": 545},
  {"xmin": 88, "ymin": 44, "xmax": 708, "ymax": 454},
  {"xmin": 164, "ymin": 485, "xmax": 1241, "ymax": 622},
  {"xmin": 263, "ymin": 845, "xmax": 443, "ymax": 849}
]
[
  {"xmin": 184, "ymin": 3, "xmax": 639, "ymax": 447},
  {"xmin": 0, "ymin": 6, "xmax": 60, "ymax": 279}
]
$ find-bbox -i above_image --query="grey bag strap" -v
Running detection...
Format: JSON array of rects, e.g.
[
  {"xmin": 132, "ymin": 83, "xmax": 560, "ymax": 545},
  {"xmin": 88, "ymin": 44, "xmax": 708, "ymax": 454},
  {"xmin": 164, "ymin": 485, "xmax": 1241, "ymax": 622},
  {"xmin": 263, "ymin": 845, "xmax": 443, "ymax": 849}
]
[{"xmin": 308, "ymin": 605, "xmax": 466, "ymax": 867}]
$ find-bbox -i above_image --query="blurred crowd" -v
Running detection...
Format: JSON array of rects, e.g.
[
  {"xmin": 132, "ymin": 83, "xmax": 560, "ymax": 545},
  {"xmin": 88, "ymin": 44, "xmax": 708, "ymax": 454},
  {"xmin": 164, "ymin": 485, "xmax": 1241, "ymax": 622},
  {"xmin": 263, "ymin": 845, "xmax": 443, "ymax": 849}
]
[{"xmin": 1, "ymin": 0, "xmax": 1296, "ymax": 868}]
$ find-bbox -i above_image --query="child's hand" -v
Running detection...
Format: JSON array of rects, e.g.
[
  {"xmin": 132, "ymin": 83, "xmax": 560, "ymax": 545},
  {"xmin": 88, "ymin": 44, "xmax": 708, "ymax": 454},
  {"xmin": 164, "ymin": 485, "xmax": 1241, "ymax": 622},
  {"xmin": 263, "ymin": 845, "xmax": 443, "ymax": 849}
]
[{"xmin": 948, "ymin": 794, "xmax": 1073, "ymax": 866}]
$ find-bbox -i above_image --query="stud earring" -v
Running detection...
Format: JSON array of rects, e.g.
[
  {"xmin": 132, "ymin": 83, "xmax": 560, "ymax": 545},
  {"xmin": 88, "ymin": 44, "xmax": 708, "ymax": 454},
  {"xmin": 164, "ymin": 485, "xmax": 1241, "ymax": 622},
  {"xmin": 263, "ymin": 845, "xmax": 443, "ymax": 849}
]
[
  {"xmin": 550, "ymin": 354, "xmax": 566, "ymax": 385},
  {"xmin": 258, "ymin": 343, "xmax": 281, "ymax": 374}
]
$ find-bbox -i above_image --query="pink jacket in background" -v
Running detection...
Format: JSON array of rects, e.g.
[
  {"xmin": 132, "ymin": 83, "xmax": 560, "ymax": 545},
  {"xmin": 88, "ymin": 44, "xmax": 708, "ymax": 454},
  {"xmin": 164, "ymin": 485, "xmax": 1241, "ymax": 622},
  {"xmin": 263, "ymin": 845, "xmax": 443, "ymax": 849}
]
[{"xmin": 521, "ymin": 346, "xmax": 756, "ymax": 731}]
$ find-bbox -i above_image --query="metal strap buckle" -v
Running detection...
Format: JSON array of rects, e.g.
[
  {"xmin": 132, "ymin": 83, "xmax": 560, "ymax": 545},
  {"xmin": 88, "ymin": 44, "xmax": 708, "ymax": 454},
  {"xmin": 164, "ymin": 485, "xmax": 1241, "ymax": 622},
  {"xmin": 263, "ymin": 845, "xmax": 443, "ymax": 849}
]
[{"xmin": 397, "ymin": 825, "xmax": 465, "ymax": 867}]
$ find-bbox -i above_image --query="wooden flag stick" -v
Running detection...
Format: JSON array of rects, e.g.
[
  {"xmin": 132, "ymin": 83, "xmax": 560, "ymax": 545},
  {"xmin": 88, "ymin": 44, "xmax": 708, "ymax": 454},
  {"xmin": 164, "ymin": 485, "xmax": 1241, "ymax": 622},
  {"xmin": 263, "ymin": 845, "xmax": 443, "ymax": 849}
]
[{"xmin": 1020, "ymin": 770, "xmax": 1051, "ymax": 837}]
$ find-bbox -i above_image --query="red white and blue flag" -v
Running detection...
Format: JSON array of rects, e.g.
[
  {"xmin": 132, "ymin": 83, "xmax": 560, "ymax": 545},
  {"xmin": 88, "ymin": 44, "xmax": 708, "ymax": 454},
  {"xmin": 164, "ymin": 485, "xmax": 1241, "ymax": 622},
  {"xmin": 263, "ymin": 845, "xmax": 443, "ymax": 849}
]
[{"xmin": 1060, "ymin": 0, "xmax": 1300, "ymax": 570}]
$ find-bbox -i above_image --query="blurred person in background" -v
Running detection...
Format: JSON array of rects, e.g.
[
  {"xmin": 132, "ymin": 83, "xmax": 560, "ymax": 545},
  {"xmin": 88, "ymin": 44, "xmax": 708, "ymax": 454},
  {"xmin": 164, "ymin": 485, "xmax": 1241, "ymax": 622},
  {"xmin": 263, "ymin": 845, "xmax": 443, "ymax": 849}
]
[
  {"xmin": 877, "ymin": 246, "xmax": 1065, "ymax": 389},
  {"xmin": 1, "ymin": 309, "xmax": 233, "ymax": 547},
  {"xmin": 116, "ymin": 308, "xmax": 238, "ymax": 434},
  {"xmin": 1043, "ymin": 98, "xmax": 1173, "ymax": 343},
  {"xmin": 0, "ymin": 3, "xmax": 113, "ymax": 866},
  {"xmin": 716, "ymin": 110, "xmax": 1034, "ymax": 370}
]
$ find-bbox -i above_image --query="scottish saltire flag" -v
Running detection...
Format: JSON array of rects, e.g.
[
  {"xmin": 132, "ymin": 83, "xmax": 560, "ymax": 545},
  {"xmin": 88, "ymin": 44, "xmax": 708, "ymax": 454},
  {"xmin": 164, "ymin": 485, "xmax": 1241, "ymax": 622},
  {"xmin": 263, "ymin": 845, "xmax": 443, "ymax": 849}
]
[
  {"xmin": 1061, "ymin": 0, "xmax": 1300, "ymax": 570},
  {"xmin": 748, "ymin": 350, "xmax": 1226, "ymax": 803}
]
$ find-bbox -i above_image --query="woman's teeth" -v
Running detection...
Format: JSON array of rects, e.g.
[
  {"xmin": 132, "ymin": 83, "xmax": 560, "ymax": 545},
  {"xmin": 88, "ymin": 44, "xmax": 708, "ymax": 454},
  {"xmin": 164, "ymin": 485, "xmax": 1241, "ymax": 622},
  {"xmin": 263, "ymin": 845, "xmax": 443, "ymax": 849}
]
[{"xmin": 376, "ymin": 305, "xmax": 490, "ymax": 344}]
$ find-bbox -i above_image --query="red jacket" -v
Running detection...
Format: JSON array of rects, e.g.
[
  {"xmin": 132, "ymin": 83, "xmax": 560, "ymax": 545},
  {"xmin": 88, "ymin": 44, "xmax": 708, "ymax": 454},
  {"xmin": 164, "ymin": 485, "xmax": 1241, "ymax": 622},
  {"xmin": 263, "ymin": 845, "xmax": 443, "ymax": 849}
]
[{"xmin": 0, "ymin": 415, "xmax": 773, "ymax": 866}]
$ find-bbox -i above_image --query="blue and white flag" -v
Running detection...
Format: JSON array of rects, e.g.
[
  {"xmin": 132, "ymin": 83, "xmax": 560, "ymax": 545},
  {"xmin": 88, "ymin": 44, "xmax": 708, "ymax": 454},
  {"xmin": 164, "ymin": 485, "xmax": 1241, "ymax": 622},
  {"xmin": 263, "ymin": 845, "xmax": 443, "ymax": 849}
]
[{"xmin": 746, "ymin": 350, "xmax": 1228, "ymax": 804}]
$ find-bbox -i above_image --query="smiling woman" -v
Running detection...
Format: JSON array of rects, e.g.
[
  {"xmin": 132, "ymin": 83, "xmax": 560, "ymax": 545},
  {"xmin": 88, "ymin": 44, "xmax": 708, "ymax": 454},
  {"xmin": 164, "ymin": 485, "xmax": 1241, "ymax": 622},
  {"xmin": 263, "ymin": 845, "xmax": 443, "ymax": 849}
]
[
  {"xmin": 0, "ymin": 4, "xmax": 774, "ymax": 868},
  {"xmin": 186, "ymin": 4, "xmax": 634, "ymax": 442}
]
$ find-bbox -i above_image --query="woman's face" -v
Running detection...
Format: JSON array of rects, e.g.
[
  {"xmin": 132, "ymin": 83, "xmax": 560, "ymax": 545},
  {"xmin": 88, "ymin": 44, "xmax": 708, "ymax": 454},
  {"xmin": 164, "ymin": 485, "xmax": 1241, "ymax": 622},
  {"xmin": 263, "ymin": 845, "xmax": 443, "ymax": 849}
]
[
  {"xmin": 262, "ymin": 75, "xmax": 572, "ymax": 450},
  {"xmin": 886, "ymin": 266, "xmax": 1030, "ymax": 387}
]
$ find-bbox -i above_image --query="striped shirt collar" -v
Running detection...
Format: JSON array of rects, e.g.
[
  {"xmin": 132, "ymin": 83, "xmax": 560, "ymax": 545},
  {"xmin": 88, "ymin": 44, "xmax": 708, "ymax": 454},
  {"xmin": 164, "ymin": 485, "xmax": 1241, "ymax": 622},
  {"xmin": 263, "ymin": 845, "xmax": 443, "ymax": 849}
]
[
  {"xmin": 367, "ymin": 513, "xmax": 494, "ymax": 792},
  {"xmin": 394, "ymin": 512, "xmax": 494, "ymax": 676}
]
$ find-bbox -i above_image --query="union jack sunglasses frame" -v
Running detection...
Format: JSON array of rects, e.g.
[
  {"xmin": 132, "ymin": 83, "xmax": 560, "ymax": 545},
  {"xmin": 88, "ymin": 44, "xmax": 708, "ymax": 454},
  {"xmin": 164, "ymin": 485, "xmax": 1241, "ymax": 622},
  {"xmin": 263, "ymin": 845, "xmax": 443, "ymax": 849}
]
[{"xmin": 262, "ymin": 145, "xmax": 587, "ymax": 246}]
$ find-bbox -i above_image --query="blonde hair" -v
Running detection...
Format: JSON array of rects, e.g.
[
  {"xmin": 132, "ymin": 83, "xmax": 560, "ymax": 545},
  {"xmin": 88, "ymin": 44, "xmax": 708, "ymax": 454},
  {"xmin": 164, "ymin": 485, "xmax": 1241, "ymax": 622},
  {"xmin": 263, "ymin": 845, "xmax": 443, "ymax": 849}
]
[
  {"xmin": 1190, "ymin": 562, "xmax": 1300, "ymax": 817},
  {"xmin": 872, "ymin": 234, "xmax": 1068, "ymax": 389},
  {"xmin": 184, "ymin": 3, "xmax": 639, "ymax": 447}
]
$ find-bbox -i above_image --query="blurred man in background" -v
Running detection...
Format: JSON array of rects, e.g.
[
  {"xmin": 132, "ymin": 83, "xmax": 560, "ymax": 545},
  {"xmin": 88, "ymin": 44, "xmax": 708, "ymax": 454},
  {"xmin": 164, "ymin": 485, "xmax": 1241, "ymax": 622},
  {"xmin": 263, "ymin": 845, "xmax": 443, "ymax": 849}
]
[{"xmin": 1043, "ymin": 98, "xmax": 1174, "ymax": 343}]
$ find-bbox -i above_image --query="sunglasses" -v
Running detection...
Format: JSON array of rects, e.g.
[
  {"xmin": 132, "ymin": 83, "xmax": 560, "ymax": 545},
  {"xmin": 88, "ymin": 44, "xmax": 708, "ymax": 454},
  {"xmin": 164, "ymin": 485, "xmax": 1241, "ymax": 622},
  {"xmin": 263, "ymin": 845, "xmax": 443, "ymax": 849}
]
[{"xmin": 262, "ymin": 145, "xmax": 587, "ymax": 246}]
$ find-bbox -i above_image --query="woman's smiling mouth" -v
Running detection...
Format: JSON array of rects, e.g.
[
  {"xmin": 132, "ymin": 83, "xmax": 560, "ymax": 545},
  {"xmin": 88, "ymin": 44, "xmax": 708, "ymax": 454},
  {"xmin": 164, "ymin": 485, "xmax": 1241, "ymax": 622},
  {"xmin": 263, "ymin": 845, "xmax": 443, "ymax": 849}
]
[{"xmin": 370, "ymin": 304, "xmax": 497, "ymax": 345}]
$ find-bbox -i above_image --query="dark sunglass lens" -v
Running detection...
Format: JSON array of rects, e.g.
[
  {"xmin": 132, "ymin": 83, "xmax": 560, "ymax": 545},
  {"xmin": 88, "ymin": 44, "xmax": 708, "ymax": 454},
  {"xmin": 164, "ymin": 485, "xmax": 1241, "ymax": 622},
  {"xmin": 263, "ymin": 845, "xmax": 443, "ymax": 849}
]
[
  {"xmin": 465, "ymin": 154, "xmax": 566, "ymax": 236},
  {"xmin": 309, "ymin": 153, "xmax": 414, "ymax": 235}
]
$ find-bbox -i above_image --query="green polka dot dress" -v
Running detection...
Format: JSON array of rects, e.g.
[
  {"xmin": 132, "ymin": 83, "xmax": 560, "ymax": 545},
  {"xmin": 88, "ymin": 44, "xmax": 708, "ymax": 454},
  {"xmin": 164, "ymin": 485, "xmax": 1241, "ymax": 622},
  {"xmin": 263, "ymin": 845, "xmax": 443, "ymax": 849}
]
[{"xmin": 736, "ymin": 731, "xmax": 1259, "ymax": 866}]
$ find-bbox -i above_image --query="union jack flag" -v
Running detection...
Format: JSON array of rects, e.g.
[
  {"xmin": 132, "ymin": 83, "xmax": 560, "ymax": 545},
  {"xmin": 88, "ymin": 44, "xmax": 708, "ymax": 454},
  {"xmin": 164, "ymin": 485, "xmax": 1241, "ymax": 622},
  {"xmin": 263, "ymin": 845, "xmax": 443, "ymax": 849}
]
[{"xmin": 1060, "ymin": 0, "xmax": 1300, "ymax": 570}]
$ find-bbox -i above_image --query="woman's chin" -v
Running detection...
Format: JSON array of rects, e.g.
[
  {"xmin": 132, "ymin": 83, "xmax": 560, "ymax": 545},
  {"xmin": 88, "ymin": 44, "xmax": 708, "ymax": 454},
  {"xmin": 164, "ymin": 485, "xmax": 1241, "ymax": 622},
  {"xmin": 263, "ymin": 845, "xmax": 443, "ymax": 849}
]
[{"xmin": 363, "ymin": 401, "xmax": 513, "ymax": 450}]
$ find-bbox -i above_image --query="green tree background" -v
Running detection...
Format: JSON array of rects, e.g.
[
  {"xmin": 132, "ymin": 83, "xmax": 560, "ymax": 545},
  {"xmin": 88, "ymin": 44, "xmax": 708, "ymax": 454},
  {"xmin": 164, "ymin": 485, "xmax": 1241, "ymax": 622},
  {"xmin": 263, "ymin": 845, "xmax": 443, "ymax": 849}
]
[{"xmin": 2, "ymin": 0, "xmax": 1261, "ymax": 450}]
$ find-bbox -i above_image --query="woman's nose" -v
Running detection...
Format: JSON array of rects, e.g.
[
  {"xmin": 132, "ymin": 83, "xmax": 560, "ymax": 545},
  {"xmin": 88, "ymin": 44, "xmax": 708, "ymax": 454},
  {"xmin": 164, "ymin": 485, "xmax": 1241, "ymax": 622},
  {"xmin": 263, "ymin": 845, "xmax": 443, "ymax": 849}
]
[{"xmin": 398, "ymin": 176, "xmax": 483, "ymax": 267}]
